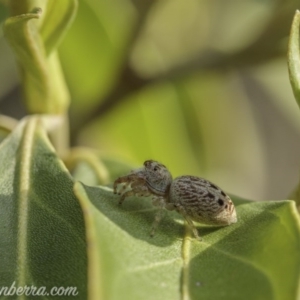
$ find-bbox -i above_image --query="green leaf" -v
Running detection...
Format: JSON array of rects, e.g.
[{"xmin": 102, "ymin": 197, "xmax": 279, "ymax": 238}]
[
  {"xmin": 40, "ymin": 0, "xmax": 78, "ymax": 55},
  {"xmin": 74, "ymin": 182, "xmax": 300, "ymax": 300},
  {"xmin": 3, "ymin": 2, "xmax": 75, "ymax": 114},
  {"xmin": 288, "ymin": 10, "xmax": 300, "ymax": 107},
  {"xmin": 0, "ymin": 117, "xmax": 87, "ymax": 298}
]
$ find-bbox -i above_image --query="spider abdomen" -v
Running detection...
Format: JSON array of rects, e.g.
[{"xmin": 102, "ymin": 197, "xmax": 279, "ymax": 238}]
[{"xmin": 168, "ymin": 176, "xmax": 237, "ymax": 226}]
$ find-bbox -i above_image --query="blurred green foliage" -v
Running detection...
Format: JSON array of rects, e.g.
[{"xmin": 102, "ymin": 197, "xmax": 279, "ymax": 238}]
[
  {"xmin": 1, "ymin": 1, "xmax": 300, "ymax": 299},
  {"xmin": 1, "ymin": 0, "xmax": 300, "ymax": 200}
]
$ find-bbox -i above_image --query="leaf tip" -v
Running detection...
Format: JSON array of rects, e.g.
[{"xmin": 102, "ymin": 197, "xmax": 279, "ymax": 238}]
[{"xmin": 30, "ymin": 7, "xmax": 42, "ymax": 16}]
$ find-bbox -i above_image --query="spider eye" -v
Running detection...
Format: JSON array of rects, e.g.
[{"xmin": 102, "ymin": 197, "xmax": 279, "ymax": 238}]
[{"xmin": 153, "ymin": 167, "xmax": 158, "ymax": 171}]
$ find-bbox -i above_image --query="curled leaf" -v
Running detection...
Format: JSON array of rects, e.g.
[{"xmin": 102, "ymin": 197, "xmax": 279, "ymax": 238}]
[
  {"xmin": 288, "ymin": 10, "xmax": 300, "ymax": 107},
  {"xmin": 3, "ymin": 0, "xmax": 77, "ymax": 114}
]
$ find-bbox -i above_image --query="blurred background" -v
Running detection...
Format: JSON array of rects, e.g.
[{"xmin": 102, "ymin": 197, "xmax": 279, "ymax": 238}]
[{"xmin": 0, "ymin": 0, "xmax": 300, "ymax": 200}]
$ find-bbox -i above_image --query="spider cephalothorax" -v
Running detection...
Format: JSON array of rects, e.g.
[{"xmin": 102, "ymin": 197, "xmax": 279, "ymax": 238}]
[{"xmin": 143, "ymin": 160, "xmax": 172, "ymax": 196}]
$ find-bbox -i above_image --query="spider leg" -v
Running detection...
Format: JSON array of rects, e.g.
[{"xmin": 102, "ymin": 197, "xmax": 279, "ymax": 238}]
[
  {"xmin": 113, "ymin": 176, "xmax": 130, "ymax": 194},
  {"xmin": 165, "ymin": 203, "xmax": 176, "ymax": 211},
  {"xmin": 152, "ymin": 196, "xmax": 165, "ymax": 207},
  {"xmin": 118, "ymin": 190, "xmax": 135, "ymax": 205},
  {"xmin": 176, "ymin": 205, "xmax": 201, "ymax": 240},
  {"xmin": 150, "ymin": 196, "xmax": 166, "ymax": 237},
  {"xmin": 118, "ymin": 188, "xmax": 150, "ymax": 205},
  {"xmin": 114, "ymin": 174, "xmax": 145, "ymax": 194},
  {"xmin": 118, "ymin": 178, "xmax": 150, "ymax": 205}
]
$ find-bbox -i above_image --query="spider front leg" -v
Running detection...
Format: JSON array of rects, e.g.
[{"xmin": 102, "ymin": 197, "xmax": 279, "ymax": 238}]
[
  {"xmin": 117, "ymin": 177, "xmax": 151, "ymax": 205},
  {"xmin": 113, "ymin": 175, "xmax": 133, "ymax": 194}
]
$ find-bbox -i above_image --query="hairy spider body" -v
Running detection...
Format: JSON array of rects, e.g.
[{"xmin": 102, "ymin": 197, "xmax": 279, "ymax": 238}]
[{"xmin": 113, "ymin": 160, "xmax": 237, "ymax": 239}]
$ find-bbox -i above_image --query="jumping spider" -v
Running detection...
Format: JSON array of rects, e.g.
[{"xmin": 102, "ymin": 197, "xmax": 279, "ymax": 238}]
[{"xmin": 113, "ymin": 160, "xmax": 237, "ymax": 239}]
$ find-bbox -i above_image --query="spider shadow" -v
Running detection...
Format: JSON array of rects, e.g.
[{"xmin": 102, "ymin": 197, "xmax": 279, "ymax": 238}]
[
  {"xmin": 106, "ymin": 195, "xmax": 184, "ymax": 247},
  {"xmin": 88, "ymin": 185, "xmax": 229, "ymax": 247}
]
